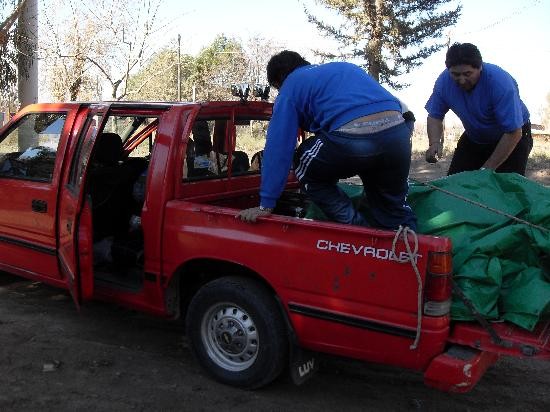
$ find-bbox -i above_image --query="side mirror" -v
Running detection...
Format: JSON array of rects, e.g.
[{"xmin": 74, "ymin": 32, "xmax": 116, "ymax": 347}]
[{"xmin": 253, "ymin": 84, "xmax": 270, "ymax": 101}]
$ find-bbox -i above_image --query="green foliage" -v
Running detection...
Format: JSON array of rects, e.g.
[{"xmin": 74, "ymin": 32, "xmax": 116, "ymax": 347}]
[
  {"xmin": 305, "ymin": 0, "xmax": 462, "ymax": 89},
  {"xmin": 126, "ymin": 48, "xmax": 194, "ymax": 101},
  {"xmin": 127, "ymin": 35, "xmax": 250, "ymax": 102},
  {"xmin": 0, "ymin": 39, "xmax": 17, "ymax": 98},
  {"xmin": 0, "ymin": 0, "xmax": 19, "ymax": 97},
  {"xmin": 191, "ymin": 35, "xmax": 248, "ymax": 101}
]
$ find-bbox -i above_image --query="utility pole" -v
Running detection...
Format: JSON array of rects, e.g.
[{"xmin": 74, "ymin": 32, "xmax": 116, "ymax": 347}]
[
  {"xmin": 177, "ymin": 34, "xmax": 181, "ymax": 101},
  {"xmin": 17, "ymin": 0, "xmax": 38, "ymax": 109}
]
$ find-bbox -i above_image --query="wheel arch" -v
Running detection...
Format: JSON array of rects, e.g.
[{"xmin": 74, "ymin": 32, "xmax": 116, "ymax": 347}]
[{"xmin": 166, "ymin": 258, "xmax": 294, "ymax": 339}]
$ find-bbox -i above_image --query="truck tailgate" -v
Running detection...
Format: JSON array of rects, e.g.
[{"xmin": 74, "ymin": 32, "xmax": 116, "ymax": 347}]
[{"xmin": 448, "ymin": 320, "xmax": 550, "ymax": 360}]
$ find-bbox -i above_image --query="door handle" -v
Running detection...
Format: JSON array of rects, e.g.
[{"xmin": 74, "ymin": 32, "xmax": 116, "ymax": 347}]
[{"xmin": 31, "ymin": 199, "xmax": 48, "ymax": 213}]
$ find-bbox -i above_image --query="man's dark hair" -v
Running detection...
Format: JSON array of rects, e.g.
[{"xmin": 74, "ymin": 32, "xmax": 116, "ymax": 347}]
[
  {"xmin": 266, "ymin": 50, "xmax": 310, "ymax": 89},
  {"xmin": 445, "ymin": 43, "xmax": 483, "ymax": 69}
]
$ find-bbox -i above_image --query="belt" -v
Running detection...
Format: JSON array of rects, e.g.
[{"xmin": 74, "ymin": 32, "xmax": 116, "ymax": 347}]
[{"xmin": 336, "ymin": 111, "xmax": 404, "ymax": 134}]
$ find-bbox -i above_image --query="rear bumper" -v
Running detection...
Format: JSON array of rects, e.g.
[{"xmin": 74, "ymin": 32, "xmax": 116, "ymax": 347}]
[{"xmin": 424, "ymin": 345, "xmax": 499, "ymax": 393}]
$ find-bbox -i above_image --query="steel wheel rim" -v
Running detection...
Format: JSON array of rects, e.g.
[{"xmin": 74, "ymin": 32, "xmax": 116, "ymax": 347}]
[{"xmin": 201, "ymin": 303, "xmax": 259, "ymax": 372}]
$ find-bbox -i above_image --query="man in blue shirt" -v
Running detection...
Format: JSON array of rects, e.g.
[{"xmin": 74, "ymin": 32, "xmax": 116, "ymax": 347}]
[
  {"xmin": 237, "ymin": 50, "xmax": 416, "ymax": 230},
  {"xmin": 425, "ymin": 42, "xmax": 532, "ymax": 175}
]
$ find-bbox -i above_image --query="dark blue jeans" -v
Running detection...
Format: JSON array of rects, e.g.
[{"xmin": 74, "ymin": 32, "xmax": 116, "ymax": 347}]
[
  {"xmin": 293, "ymin": 122, "xmax": 417, "ymax": 230},
  {"xmin": 447, "ymin": 122, "xmax": 533, "ymax": 176}
]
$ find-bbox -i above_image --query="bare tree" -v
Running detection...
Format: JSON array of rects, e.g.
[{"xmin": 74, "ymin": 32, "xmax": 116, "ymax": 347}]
[
  {"xmin": 41, "ymin": 0, "xmax": 166, "ymax": 101},
  {"xmin": 41, "ymin": 2, "xmax": 103, "ymax": 101},
  {"xmin": 87, "ymin": 0, "xmax": 163, "ymax": 100},
  {"xmin": 245, "ymin": 34, "xmax": 279, "ymax": 86}
]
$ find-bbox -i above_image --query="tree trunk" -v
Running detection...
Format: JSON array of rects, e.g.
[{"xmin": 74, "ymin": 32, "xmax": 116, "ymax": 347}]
[{"xmin": 365, "ymin": 0, "xmax": 383, "ymax": 82}]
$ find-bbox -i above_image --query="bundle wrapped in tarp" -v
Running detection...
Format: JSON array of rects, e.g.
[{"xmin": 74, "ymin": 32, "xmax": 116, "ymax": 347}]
[
  {"xmin": 305, "ymin": 171, "xmax": 550, "ymax": 331},
  {"xmin": 407, "ymin": 170, "xmax": 550, "ymax": 331}
]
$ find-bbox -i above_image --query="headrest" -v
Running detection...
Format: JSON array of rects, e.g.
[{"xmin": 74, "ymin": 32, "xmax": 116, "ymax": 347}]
[
  {"xmin": 192, "ymin": 120, "xmax": 212, "ymax": 156},
  {"xmin": 95, "ymin": 132, "xmax": 123, "ymax": 166}
]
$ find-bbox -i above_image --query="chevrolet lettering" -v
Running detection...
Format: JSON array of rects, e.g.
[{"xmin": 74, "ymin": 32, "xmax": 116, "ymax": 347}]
[{"xmin": 316, "ymin": 239, "xmax": 421, "ymax": 263}]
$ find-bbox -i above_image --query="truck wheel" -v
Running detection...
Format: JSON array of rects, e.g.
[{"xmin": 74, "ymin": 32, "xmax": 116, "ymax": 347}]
[{"xmin": 186, "ymin": 276, "xmax": 288, "ymax": 389}]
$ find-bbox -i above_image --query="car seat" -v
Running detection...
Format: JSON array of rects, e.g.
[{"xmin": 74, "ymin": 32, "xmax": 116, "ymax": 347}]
[{"xmin": 88, "ymin": 132, "xmax": 138, "ymax": 241}]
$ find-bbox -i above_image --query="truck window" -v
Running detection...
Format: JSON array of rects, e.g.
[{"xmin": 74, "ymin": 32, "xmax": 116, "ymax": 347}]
[
  {"xmin": 183, "ymin": 117, "xmax": 269, "ymax": 180},
  {"xmin": 184, "ymin": 119, "xmax": 225, "ymax": 179},
  {"xmin": 102, "ymin": 115, "xmax": 158, "ymax": 159},
  {"xmin": 0, "ymin": 112, "xmax": 67, "ymax": 182},
  {"xmin": 236, "ymin": 119, "xmax": 269, "ymax": 172}
]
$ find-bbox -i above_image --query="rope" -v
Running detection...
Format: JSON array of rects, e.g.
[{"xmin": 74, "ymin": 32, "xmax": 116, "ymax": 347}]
[
  {"xmin": 410, "ymin": 178, "xmax": 550, "ymax": 234},
  {"xmin": 392, "ymin": 225, "xmax": 422, "ymax": 350}
]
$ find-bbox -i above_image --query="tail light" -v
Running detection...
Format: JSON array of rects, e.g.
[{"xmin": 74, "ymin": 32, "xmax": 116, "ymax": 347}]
[{"xmin": 424, "ymin": 251, "xmax": 453, "ymax": 316}]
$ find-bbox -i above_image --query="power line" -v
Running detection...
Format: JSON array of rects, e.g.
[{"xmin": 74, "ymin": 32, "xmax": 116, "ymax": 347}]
[{"xmin": 461, "ymin": 0, "xmax": 542, "ymax": 35}]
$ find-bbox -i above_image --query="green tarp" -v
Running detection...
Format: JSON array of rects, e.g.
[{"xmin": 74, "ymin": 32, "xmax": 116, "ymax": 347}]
[{"xmin": 305, "ymin": 171, "xmax": 550, "ymax": 331}]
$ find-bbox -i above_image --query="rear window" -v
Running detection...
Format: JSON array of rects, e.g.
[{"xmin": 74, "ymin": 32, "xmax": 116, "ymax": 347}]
[{"xmin": 183, "ymin": 116, "xmax": 270, "ymax": 180}]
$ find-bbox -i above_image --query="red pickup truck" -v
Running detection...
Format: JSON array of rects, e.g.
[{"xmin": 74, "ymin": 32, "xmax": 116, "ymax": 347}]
[{"xmin": 0, "ymin": 101, "xmax": 547, "ymax": 392}]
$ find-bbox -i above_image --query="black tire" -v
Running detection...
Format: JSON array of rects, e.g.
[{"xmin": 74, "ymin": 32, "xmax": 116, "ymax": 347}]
[{"xmin": 185, "ymin": 276, "xmax": 288, "ymax": 389}]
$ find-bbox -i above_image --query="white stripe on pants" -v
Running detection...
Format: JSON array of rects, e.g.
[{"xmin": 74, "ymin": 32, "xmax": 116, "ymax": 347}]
[{"xmin": 295, "ymin": 138, "xmax": 323, "ymax": 180}]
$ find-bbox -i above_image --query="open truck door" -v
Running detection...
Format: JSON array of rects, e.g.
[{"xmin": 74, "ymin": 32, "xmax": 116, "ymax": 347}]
[
  {"xmin": 58, "ymin": 105, "xmax": 110, "ymax": 308},
  {"xmin": 0, "ymin": 104, "xmax": 81, "ymax": 280}
]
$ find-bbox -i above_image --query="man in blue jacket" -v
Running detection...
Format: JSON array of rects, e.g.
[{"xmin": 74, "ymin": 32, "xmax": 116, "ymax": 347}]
[
  {"xmin": 237, "ymin": 50, "xmax": 416, "ymax": 230},
  {"xmin": 425, "ymin": 42, "xmax": 532, "ymax": 175}
]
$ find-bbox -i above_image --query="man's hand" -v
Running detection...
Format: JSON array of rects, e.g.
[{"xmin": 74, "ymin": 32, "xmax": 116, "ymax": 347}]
[
  {"xmin": 482, "ymin": 128, "xmax": 523, "ymax": 170},
  {"xmin": 425, "ymin": 142, "xmax": 442, "ymax": 163},
  {"xmin": 236, "ymin": 206, "xmax": 273, "ymax": 223},
  {"xmin": 426, "ymin": 116, "xmax": 444, "ymax": 163}
]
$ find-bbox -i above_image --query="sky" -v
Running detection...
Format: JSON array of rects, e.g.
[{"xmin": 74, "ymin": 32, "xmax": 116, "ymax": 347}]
[{"xmin": 158, "ymin": 0, "xmax": 550, "ymax": 124}]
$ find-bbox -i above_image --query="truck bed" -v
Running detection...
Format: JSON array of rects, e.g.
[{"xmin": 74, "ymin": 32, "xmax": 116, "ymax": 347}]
[{"xmin": 163, "ymin": 186, "xmax": 454, "ymax": 371}]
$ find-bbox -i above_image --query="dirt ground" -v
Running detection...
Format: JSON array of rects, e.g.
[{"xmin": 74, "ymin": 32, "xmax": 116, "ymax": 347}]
[{"xmin": 1, "ymin": 153, "xmax": 549, "ymax": 412}]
